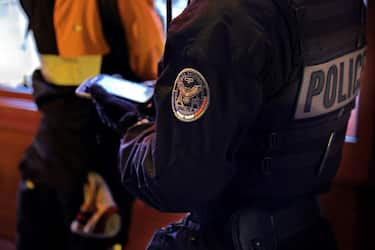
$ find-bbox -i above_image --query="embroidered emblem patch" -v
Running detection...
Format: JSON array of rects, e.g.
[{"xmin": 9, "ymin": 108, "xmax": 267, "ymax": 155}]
[{"xmin": 171, "ymin": 68, "xmax": 210, "ymax": 122}]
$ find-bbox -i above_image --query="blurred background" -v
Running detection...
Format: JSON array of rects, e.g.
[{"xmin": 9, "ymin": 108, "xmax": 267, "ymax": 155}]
[
  {"xmin": 0, "ymin": 1, "xmax": 189, "ymax": 249},
  {"xmin": 0, "ymin": 0, "xmax": 187, "ymax": 89},
  {"xmin": 0, "ymin": 1, "xmax": 375, "ymax": 250}
]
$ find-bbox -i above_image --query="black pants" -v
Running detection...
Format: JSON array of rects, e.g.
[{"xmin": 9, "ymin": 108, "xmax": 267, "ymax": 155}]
[
  {"xmin": 16, "ymin": 71, "xmax": 133, "ymax": 250},
  {"xmin": 277, "ymin": 217, "xmax": 337, "ymax": 250},
  {"xmin": 147, "ymin": 210, "xmax": 337, "ymax": 250}
]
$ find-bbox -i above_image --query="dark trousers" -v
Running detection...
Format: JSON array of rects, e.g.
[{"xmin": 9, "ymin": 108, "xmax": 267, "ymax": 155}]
[
  {"xmin": 16, "ymin": 180, "xmax": 133, "ymax": 250},
  {"xmin": 17, "ymin": 181, "xmax": 94, "ymax": 250},
  {"xmin": 147, "ymin": 207, "xmax": 337, "ymax": 250},
  {"xmin": 17, "ymin": 182, "xmax": 68, "ymax": 250},
  {"xmin": 278, "ymin": 217, "xmax": 337, "ymax": 250},
  {"xmin": 16, "ymin": 71, "xmax": 133, "ymax": 250}
]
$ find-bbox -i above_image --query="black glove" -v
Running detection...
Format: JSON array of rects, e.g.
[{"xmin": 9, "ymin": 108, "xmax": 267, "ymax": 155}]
[{"xmin": 89, "ymin": 84, "xmax": 140, "ymax": 135}]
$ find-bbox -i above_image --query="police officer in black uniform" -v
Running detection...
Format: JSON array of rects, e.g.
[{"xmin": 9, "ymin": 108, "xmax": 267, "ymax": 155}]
[{"xmin": 89, "ymin": 0, "xmax": 367, "ymax": 249}]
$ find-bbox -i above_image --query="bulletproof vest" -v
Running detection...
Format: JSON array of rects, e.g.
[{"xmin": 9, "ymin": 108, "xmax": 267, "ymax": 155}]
[{"xmin": 238, "ymin": 0, "xmax": 366, "ymax": 198}]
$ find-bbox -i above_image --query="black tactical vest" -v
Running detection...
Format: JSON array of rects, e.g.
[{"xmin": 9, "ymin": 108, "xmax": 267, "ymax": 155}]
[{"xmin": 238, "ymin": 0, "xmax": 366, "ymax": 198}]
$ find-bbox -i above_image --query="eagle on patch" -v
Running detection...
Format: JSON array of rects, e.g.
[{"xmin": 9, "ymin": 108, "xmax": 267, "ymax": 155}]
[{"xmin": 171, "ymin": 68, "xmax": 210, "ymax": 122}]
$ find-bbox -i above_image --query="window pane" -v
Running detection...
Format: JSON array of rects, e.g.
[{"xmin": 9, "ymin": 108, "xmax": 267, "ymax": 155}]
[{"xmin": 0, "ymin": 0, "xmax": 40, "ymax": 89}]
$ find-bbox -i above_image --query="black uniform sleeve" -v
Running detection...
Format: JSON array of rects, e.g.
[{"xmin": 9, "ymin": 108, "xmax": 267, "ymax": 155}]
[{"xmin": 118, "ymin": 1, "xmax": 272, "ymax": 212}]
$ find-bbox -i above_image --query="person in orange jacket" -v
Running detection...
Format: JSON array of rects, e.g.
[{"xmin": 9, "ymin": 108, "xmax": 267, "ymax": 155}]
[{"xmin": 16, "ymin": 1, "xmax": 163, "ymax": 250}]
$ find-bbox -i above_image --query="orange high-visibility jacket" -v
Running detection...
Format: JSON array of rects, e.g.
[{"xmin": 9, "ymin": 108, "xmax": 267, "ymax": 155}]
[{"xmin": 20, "ymin": 0, "xmax": 164, "ymax": 84}]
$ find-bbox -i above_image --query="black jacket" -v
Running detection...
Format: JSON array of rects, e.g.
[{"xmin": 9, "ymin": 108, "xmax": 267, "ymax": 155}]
[{"xmin": 118, "ymin": 0, "xmax": 366, "ymax": 213}]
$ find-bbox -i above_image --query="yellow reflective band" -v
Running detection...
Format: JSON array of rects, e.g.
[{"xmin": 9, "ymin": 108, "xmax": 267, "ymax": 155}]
[
  {"xmin": 25, "ymin": 180, "xmax": 35, "ymax": 190},
  {"xmin": 40, "ymin": 55, "xmax": 102, "ymax": 86},
  {"xmin": 112, "ymin": 244, "xmax": 122, "ymax": 250}
]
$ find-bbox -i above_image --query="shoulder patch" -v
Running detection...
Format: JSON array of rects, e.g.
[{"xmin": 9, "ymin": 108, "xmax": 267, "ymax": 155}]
[{"xmin": 171, "ymin": 68, "xmax": 210, "ymax": 122}]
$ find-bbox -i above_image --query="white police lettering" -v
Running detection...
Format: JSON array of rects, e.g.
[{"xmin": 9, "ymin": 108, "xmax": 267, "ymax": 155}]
[
  {"xmin": 171, "ymin": 68, "xmax": 210, "ymax": 122},
  {"xmin": 294, "ymin": 48, "xmax": 366, "ymax": 120}
]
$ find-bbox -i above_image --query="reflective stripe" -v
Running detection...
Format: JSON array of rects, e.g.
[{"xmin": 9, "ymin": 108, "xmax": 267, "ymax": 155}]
[{"xmin": 40, "ymin": 55, "xmax": 102, "ymax": 86}]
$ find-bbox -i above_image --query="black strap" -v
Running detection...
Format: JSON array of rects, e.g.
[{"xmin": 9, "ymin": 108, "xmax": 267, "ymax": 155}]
[
  {"xmin": 166, "ymin": 0, "xmax": 172, "ymax": 30},
  {"xmin": 291, "ymin": 0, "xmax": 364, "ymax": 65},
  {"xmin": 20, "ymin": 0, "xmax": 58, "ymax": 54},
  {"xmin": 252, "ymin": 99, "xmax": 354, "ymax": 153},
  {"xmin": 97, "ymin": 0, "xmax": 139, "ymax": 81}
]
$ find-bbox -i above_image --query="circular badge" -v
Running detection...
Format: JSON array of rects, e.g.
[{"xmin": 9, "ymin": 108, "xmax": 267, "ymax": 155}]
[{"xmin": 171, "ymin": 68, "xmax": 210, "ymax": 122}]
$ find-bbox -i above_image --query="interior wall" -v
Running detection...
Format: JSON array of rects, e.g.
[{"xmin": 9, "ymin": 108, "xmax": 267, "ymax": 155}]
[
  {"xmin": 0, "ymin": 90, "xmax": 38, "ymax": 239},
  {"xmin": 320, "ymin": 5, "xmax": 375, "ymax": 250}
]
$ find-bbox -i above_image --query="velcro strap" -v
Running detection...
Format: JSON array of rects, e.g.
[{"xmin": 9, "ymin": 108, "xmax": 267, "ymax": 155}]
[
  {"xmin": 291, "ymin": 0, "xmax": 365, "ymax": 65},
  {"xmin": 252, "ymin": 106, "xmax": 353, "ymax": 152}
]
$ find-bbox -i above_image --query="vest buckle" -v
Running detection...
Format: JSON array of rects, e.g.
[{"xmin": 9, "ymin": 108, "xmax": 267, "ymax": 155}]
[
  {"xmin": 268, "ymin": 132, "xmax": 279, "ymax": 149},
  {"xmin": 261, "ymin": 157, "xmax": 273, "ymax": 176}
]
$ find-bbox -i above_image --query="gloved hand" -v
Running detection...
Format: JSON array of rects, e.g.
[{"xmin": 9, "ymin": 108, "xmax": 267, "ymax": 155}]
[
  {"xmin": 89, "ymin": 84, "xmax": 140, "ymax": 135},
  {"xmin": 70, "ymin": 172, "xmax": 122, "ymax": 239}
]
